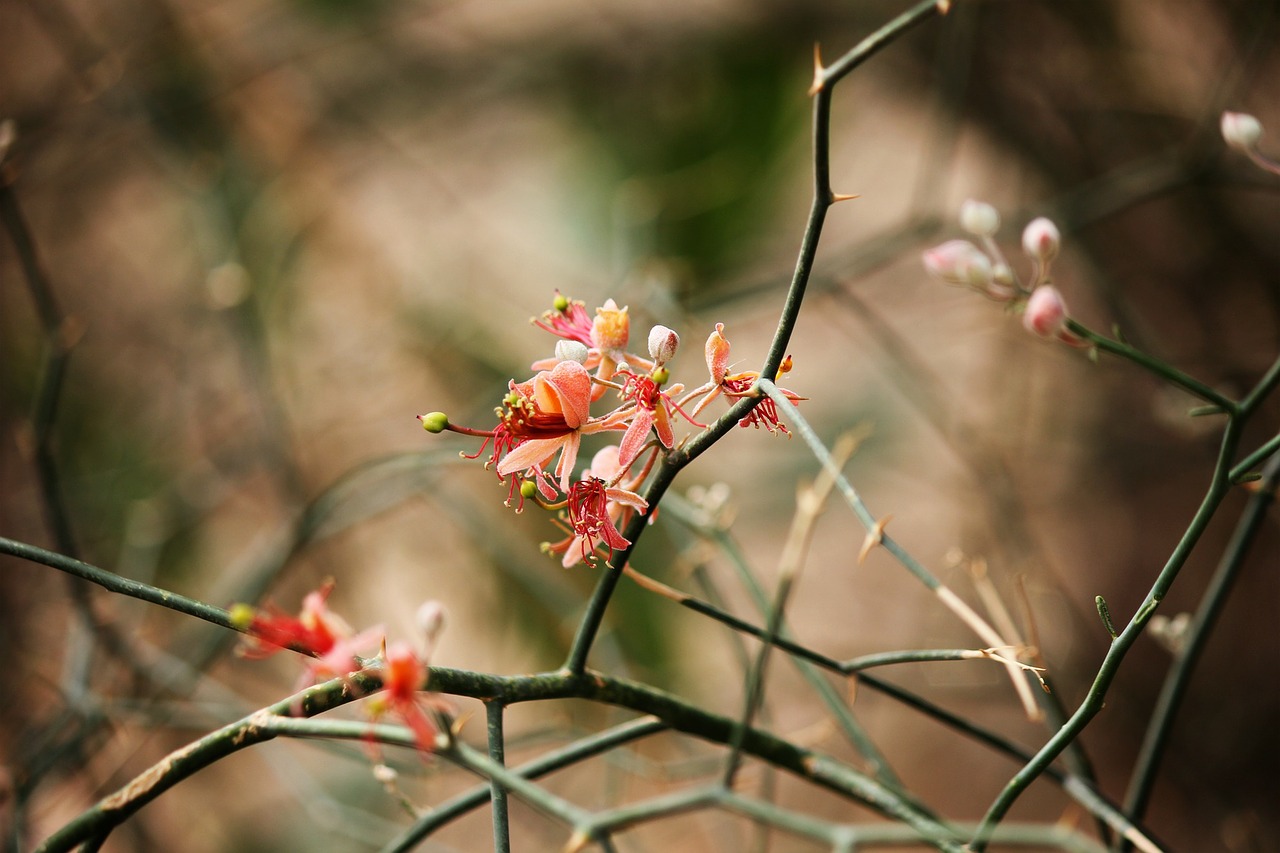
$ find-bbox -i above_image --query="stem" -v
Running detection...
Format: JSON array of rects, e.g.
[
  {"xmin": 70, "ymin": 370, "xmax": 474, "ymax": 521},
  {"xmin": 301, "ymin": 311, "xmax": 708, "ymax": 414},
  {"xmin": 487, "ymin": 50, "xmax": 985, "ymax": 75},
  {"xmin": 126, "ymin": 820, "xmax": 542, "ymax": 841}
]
[
  {"xmin": 562, "ymin": 0, "xmax": 941, "ymax": 676},
  {"xmin": 486, "ymin": 701, "xmax": 512, "ymax": 853},
  {"xmin": 1, "ymin": 537, "xmax": 241, "ymax": 633},
  {"xmin": 1065, "ymin": 320, "xmax": 1237, "ymax": 414},
  {"xmin": 968, "ymin": 420, "xmax": 1241, "ymax": 851},
  {"xmin": 1119, "ymin": 453, "xmax": 1280, "ymax": 840},
  {"xmin": 383, "ymin": 718, "xmax": 668, "ymax": 852},
  {"xmin": 1230, "ymin": 431, "xmax": 1280, "ymax": 482}
]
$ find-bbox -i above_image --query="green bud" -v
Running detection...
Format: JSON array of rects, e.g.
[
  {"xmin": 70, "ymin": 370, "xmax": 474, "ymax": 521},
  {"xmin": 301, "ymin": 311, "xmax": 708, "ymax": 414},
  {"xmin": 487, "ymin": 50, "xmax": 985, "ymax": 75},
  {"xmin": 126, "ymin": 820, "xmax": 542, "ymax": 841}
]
[
  {"xmin": 520, "ymin": 480, "xmax": 538, "ymax": 500},
  {"xmin": 553, "ymin": 293, "xmax": 571, "ymax": 313},
  {"xmin": 418, "ymin": 412, "xmax": 449, "ymax": 433},
  {"xmin": 228, "ymin": 602, "xmax": 257, "ymax": 630},
  {"xmin": 651, "ymin": 366, "xmax": 670, "ymax": 385}
]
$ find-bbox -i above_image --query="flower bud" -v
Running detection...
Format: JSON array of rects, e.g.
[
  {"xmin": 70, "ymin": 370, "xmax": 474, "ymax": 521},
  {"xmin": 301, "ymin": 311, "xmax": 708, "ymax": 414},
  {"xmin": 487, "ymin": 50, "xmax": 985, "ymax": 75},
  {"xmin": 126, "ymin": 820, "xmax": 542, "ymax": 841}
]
[
  {"xmin": 555, "ymin": 339, "xmax": 589, "ymax": 364},
  {"xmin": 922, "ymin": 240, "xmax": 994, "ymax": 289},
  {"xmin": 418, "ymin": 412, "xmax": 449, "ymax": 433},
  {"xmin": 228, "ymin": 603, "xmax": 257, "ymax": 630},
  {"xmin": 1021, "ymin": 217, "xmax": 1060, "ymax": 265},
  {"xmin": 1023, "ymin": 285, "xmax": 1069, "ymax": 338},
  {"xmin": 647, "ymin": 325, "xmax": 679, "ymax": 366},
  {"xmin": 416, "ymin": 600, "xmax": 447, "ymax": 646},
  {"xmin": 959, "ymin": 199, "xmax": 1000, "ymax": 237},
  {"xmin": 705, "ymin": 322, "xmax": 731, "ymax": 385},
  {"xmin": 1221, "ymin": 111, "xmax": 1263, "ymax": 152}
]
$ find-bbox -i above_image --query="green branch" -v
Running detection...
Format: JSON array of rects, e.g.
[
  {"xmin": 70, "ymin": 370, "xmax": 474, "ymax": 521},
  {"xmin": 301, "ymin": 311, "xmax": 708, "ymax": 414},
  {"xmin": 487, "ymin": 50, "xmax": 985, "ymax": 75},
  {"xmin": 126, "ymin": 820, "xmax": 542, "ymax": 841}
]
[
  {"xmin": 968, "ymin": 420, "xmax": 1242, "ymax": 852},
  {"xmin": 1065, "ymin": 320, "xmax": 1236, "ymax": 414}
]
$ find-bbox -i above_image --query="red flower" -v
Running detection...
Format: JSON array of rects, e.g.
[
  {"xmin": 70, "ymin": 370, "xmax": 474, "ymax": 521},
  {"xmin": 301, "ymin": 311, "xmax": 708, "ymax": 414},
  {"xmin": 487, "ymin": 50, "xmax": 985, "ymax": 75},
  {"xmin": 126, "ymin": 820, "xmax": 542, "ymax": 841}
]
[
  {"xmin": 544, "ymin": 446, "xmax": 649, "ymax": 568},
  {"xmin": 378, "ymin": 641, "xmax": 438, "ymax": 752},
  {"xmin": 233, "ymin": 582, "xmax": 382, "ymax": 683}
]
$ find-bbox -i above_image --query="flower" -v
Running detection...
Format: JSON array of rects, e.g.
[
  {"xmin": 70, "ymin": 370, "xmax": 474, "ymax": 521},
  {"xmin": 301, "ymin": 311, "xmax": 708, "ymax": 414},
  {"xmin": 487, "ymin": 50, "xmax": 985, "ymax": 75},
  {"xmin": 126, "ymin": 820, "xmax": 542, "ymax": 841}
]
[
  {"xmin": 374, "ymin": 641, "xmax": 439, "ymax": 752},
  {"xmin": 495, "ymin": 359, "xmax": 626, "ymax": 493},
  {"xmin": 366, "ymin": 601, "xmax": 450, "ymax": 754},
  {"xmin": 532, "ymin": 295, "xmax": 646, "ymax": 397},
  {"xmin": 684, "ymin": 323, "xmax": 804, "ymax": 434},
  {"xmin": 232, "ymin": 582, "xmax": 382, "ymax": 683},
  {"xmin": 544, "ymin": 446, "xmax": 648, "ymax": 568},
  {"xmin": 615, "ymin": 369, "xmax": 678, "ymax": 467}
]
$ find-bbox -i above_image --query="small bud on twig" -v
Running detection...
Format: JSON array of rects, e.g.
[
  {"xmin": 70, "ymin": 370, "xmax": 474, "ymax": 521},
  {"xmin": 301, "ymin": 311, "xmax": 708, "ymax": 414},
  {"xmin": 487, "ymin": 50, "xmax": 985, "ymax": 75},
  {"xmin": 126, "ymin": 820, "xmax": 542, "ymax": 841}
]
[
  {"xmin": 1021, "ymin": 217, "xmax": 1060, "ymax": 266},
  {"xmin": 647, "ymin": 325, "xmax": 679, "ymax": 366},
  {"xmin": 959, "ymin": 199, "xmax": 1000, "ymax": 237},
  {"xmin": 1221, "ymin": 111, "xmax": 1263, "ymax": 153}
]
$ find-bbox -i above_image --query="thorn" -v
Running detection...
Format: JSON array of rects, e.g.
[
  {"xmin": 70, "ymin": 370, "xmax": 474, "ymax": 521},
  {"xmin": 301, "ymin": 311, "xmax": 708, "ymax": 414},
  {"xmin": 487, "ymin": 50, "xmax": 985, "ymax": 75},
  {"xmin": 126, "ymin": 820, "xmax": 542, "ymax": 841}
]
[
  {"xmin": 858, "ymin": 514, "xmax": 893, "ymax": 566},
  {"xmin": 808, "ymin": 43, "xmax": 825, "ymax": 96},
  {"xmin": 563, "ymin": 829, "xmax": 591, "ymax": 853},
  {"xmin": 830, "ymin": 192, "xmax": 861, "ymax": 203}
]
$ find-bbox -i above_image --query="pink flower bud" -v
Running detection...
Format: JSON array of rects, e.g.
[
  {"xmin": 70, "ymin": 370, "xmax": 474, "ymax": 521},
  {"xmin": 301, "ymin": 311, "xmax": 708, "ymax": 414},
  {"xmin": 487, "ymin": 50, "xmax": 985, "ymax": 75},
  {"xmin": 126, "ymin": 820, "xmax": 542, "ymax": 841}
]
[
  {"xmin": 959, "ymin": 199, "xmax": 1000, "ymax": 237},
  {"xmin": 1221, "ymin": 111, "xmax": 1263, "ymax": 152},
  {"xmin": 922, "ymin": 240, "xmax": 994, "ymax": 289},
  {"xmin": 647, "ymin": 325, "xmax": 679, "ymax": 366},
  {"xmin": 1021, "ymin": 217, "xmax": 1060, "ymax": 265},
  {"xmin": 1023, "ymin": 285, "xmax": 1069, "ymax": 338}
]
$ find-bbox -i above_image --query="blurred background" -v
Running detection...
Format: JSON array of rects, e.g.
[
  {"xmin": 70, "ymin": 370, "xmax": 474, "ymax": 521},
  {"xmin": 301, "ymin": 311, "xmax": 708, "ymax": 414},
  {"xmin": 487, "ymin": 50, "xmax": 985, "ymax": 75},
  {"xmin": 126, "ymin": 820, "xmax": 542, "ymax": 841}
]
[{"xmin": 2, "ymin": 0, "xmax": 1279, "ymax": 850}]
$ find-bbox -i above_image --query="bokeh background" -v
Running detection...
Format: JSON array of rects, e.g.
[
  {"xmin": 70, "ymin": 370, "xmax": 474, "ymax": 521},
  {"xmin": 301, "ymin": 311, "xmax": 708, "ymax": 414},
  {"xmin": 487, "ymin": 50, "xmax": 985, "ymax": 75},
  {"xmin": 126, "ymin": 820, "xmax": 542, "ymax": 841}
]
[{"xmin": 3, "ymin": 0, "xmax": 1279, "ymax": 850}]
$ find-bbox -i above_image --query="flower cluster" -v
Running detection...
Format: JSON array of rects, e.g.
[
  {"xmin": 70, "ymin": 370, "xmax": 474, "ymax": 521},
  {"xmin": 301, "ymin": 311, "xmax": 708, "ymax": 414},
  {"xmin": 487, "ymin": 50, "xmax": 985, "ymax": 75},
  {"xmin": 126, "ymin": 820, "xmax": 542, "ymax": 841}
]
[
  {"xmin": 922, "ymin": 201, "xmax": 1082, "ymax": 345},
  {"xmin": 231, "ymin": 588, "xmax": 447, "ymax": 752},
  {"xmin": 420, "ymin": 294, "xmax": 803, "ymax": 568}
]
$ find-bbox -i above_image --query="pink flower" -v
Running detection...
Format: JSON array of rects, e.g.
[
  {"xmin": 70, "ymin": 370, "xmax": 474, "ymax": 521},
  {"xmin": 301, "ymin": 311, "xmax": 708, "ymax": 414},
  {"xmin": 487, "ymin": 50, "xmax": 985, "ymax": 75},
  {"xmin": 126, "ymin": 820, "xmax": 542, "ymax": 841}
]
[
  {"xmin": 684, "ymin": 323, "xmax": 804, "ymax": 434},
  {"xmin": 532, "ymin": 295, "xmax": 646, "ymax": 399},
  {"xmin": 496, "ymin": 360, "xmax": 626, "ymax": 493},
  {"xmin": 545, "ymin": 446, "xmax": 648, "ymax": 568}
]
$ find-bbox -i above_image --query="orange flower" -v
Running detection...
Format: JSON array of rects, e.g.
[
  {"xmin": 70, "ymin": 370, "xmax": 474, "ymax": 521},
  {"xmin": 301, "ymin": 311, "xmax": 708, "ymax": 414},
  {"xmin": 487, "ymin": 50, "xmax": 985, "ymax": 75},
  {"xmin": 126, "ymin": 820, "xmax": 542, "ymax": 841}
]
[{"xmin": 497, "ymin": 360, "xmax": 626, "ymax": 492}]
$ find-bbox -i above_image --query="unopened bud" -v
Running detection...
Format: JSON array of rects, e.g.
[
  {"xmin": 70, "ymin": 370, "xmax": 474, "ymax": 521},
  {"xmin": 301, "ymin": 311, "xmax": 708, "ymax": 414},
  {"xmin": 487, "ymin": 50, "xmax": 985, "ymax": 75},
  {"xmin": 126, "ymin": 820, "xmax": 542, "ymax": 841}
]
[
  {"xmin": 959, "ymin": 199, "xmax": 1000, "ymax": 237},
  {"xmin": 1221, "ymin": 111, "xmax": 1263, "ymax": 152},
  {"xmin": 1021, "ymin": 217, "xmax": 1060, "ymax": 265},
  {"xmin": 417, "ymin": 600, "xmax": 447, "ymax": 646},
  {"xmin": 555, "ymin": 339, "xmax": 589, "ymax": 364},
  {"xmin": 418, "ymin": 412, "xmax": 449, "ymax": 433},
  {"xmin": 1023, "ymin": 285, "xmax": 1069, "ymax": 338},
  {"xmin": 922, "ymin": 240, "xmax": 994, "ymax": 289},
  {"xmin": 647, "ymin": 325, "xmax": 679, "ymax": 366},
  {"xmin": 228, "ymin": 603, "xmax": 256, "ymax": 630}
]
